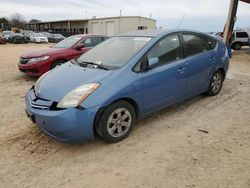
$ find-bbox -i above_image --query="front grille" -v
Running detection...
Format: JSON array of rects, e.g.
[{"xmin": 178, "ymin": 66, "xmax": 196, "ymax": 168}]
[
  {"xmin": 19, "ymin": 68, "xmax": 39, "ymax": 74},
  {"xmin": 28, "ymin": 89, "xmax": 53, "ymax": 110},
  {"xmin": 19, "ymin": 58, "xmax": 29, "ymax": 64}
]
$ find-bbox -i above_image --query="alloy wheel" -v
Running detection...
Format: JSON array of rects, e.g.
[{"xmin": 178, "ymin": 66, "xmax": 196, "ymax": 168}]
[
  {"xmin": 211, "ymin": 72, "xmax": 222, "ymax": 93},
  {"xmin": 107, "ymin": 108, "xmax": 132, "ymax": 138}
]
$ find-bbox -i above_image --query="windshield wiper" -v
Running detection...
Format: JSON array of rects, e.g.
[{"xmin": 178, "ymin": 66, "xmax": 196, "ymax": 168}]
[{"xmin": 80, "ymin": 61, "xmax": 109, "ymax": 70}]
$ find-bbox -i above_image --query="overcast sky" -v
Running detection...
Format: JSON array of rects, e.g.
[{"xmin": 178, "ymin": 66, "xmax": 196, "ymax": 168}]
[{"xmin": 0, "ymin": 0, "xmax": 249, "ymax": 31}]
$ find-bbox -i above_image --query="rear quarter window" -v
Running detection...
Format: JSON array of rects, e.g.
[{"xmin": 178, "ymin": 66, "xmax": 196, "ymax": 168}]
[{"xmin": 236, "ymin": 32, "xmax": 249, "ymax": 38}]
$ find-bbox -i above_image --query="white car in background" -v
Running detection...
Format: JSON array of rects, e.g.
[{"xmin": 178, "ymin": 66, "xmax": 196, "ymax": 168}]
[
  {"xmin": 2, "ymin": 31, "xmax": 15, "ymax": 42},
  {"xmin": 30, "ymin": 33, "xmax": 48, "ymax": 43}
]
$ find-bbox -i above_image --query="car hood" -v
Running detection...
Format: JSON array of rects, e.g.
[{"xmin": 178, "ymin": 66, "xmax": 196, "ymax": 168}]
[
  {"xmin": 35, "ymin": 62, "xmax": 113, "ymax": 102},
  {"xmin": 21, "ymin": 48, "xmax": 63, "ymax": 58}
]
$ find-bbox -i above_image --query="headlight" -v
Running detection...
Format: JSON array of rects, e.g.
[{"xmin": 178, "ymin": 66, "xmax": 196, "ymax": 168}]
[
  {"xmin": 28, "ymin": 56, "xmax": 49, "ymax": 63},
  {"xmin": 57, "ymin": 83, "xmax": 100, "ymax": 108}
]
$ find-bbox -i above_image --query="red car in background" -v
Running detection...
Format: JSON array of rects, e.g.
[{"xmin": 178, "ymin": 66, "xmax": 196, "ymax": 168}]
[
  {"xmin": 0, "ymin": 34, "xmax": 6, "ymax": 44},
  {"xmin": 18, "ymin": 34, "xmax": 107, "ymax": 77}
]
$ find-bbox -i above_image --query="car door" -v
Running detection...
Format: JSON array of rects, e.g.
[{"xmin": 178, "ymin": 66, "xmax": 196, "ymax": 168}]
[
  {"xmin": 181, "ymin": 33, "xmax": 216, "ymax": 97},
  {"xmin": 141, "ymin": 34, "xmax": 188, "ymax": 113}
]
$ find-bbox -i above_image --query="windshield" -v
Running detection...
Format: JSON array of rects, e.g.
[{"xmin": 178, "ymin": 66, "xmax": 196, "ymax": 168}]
[
  {"xmin": 34, "ymin": 33, "xmax": 45, "ymax": 37},
  {"xmin": 53, "ymin": 36, "xmax": 81, "ymax": 48},
  {"xmin": 78, "ymin": 36, "xmax": 151, "ymax": 69}
]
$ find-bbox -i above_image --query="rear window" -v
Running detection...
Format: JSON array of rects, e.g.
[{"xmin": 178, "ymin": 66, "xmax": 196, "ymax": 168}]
[{"xmin": 236, "ymin": 32, "xmax": 249, "ymax": 38}]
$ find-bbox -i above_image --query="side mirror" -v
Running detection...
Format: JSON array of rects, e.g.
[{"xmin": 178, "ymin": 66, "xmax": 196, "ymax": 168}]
[
  {"xmin": 75, "ymin": 44, "xmax": 85, "ymax": 51},
  {"xmin": 148, "ymin": 57, "xmax": 159, "ymax": 69}
]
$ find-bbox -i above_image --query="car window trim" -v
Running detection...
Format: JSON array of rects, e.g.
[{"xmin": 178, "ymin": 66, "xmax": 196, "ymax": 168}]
[{"xmin": 132, "ymin": 32, "xmax": 184, "ymax": 73}]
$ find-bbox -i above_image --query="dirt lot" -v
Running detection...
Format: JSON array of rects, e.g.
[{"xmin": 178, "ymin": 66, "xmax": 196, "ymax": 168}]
[{"xmin": 0, "ymin": 44, "xmax": 250, "ymax": 188}]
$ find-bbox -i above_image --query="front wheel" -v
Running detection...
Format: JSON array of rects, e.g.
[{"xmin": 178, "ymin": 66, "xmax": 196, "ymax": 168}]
[
  {"xmin": 95, "ymin": 101, "xmax": 136, "ymax": 143},
  {"xmin": 206, "ymin": 70, "xmax": 224, "ymax": 96}
]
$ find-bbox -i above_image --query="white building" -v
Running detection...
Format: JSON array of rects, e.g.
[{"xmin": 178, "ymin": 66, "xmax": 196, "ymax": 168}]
[{"xmin": 25, "ymin": 16, "xmax": 156, "ymax": 36}]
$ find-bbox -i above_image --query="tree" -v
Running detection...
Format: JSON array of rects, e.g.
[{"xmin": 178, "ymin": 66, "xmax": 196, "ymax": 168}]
[
  {"xmin": 0, "ymin": 17, "xmax": 11, "ymax": 30},
  {"xmin": 9, "ymin": 13, "xmax": 26, "ymax": 29},
  {"xmin": 29, "ymin": 19, "xmax": 41, "ymax": 23},
  {"xmin": 0, "ymin": 17, "xmax": 10, "ymax": 24}
]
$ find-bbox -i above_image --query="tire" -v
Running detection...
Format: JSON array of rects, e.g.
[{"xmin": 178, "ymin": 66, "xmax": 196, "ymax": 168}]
[
  {"xmin": 50, "ymin": 60, "xmax": 66, "ymax": 69},
  {"xmin": 95, "ymin": 101, "xmax": 136, "ymax": 143},
  {"xmin": 232, "ymin": 42, "xmax": 242, "ymax": 50},
  {"xmin": 206, "ymin": 70, "xmax": 224, "ymax": 96}
]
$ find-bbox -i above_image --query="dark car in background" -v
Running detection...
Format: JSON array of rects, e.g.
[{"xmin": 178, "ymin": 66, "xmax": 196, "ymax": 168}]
[
  {"xmin": 50, "ymin": 34, "xmax": 65, "ymax": 43},
  {"xmin": 18, "ymin": 34, "xmax": 107, "ymax": 76},
  {"xmin": 41, "ymin": 32, "xmax": 65, "ymax": 43},
  {"xmin": 21, "ymin": 30, "xmax": 34, "ymax": 39},
  {"xmin": 9, "ymin": 33, "xmax": 30, "ymax": 44}
]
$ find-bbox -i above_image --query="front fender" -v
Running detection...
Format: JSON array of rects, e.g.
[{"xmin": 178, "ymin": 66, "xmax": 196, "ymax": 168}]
[{"xmin": 81, "ymin": 68, "xmax": 143, "ymax": 116}]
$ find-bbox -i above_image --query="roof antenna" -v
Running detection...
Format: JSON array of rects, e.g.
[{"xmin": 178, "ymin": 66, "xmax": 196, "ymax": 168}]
[{"xmin": 177, "ymin": 13, "xmax": 185, "ymax": 29}]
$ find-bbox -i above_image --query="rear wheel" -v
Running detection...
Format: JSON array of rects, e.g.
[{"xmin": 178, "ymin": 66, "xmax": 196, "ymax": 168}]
[
  {"xmin": 95, "ymin": 101, "xmax": 136, "ymax": 143},
  {"xmin": 206, "ymin": 70, "xmax": 224, "ymax": 96},
  {"xmin": 50, "ymin": 60, "xmax": 66, "ymax": 69},
  {"xmin": 232, "ymin": 42, "xmax": 242, "ymax": 50}
]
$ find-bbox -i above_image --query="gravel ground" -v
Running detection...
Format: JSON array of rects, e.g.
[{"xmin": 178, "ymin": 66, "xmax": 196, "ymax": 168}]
[{"xmin": 0, "ymin": 44, "xmax": 250, "ymax": 188}]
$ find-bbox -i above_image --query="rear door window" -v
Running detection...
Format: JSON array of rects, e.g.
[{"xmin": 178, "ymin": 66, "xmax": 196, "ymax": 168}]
[{"xmin": 182, "ymin": 34, "xmax": 209, "ymax": 57}]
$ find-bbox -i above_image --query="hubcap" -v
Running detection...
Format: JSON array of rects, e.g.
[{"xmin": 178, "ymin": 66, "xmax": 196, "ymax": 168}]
[
  {"xmin": 211, "ymin": 73, "xmax": 222, "ymax": 93},
  {"xmin": 107, "ymin": 108, "xmax": 132, "ymax": 138}
]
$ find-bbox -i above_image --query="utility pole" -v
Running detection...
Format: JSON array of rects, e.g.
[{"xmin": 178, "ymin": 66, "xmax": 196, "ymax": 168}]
[{"xmin": 223, "ymin": 0, "xmax": 239, "ymax": 44}]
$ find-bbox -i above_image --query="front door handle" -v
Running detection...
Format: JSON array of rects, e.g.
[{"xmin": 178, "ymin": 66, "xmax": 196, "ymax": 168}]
[
  {"xmin": 209, "ymin": 57, "xmax": 216, "ymax": 63},
  {"xmin": 177, "ymin": 67, "xmax": 186, "ymax": 74}
]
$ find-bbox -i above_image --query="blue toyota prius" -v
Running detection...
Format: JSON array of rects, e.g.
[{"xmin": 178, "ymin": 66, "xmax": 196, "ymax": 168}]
[{"xmin": 25, "ymin": 29, "xmax": 229, "ymax": 143}]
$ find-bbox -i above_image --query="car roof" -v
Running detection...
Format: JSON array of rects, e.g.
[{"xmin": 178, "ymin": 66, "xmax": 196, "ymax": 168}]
[
  {"xmin": 72, "ymin": 34, "xmax": 107, "ymax": 38},
  {"xmin": 116, "ymin": 29, "xmax": 212, "ymax": 38}
]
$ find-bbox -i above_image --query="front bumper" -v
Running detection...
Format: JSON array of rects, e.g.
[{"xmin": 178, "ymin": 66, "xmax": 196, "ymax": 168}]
[
  {"xmin": 25, "ymin": 89, "xmax": 100, "ymax": 143},
  {"xmin": 18, "ymin": 61, "xmax": 51, "ymax": 77}
]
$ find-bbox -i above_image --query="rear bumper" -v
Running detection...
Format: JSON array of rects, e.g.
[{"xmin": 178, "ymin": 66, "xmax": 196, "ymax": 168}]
[{"xmin": 25, "ymin": 89, "xmax": 100, "ymax": 142}]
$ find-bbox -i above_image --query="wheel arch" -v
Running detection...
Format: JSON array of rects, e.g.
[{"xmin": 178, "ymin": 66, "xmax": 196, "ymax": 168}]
[
  {"xmin": 50, "ymin": 58, "xmax": 68, "ymax": 69},
  {"xmin": 217, "ymin": 67, "xmax": 226, "ymax": 80}
]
